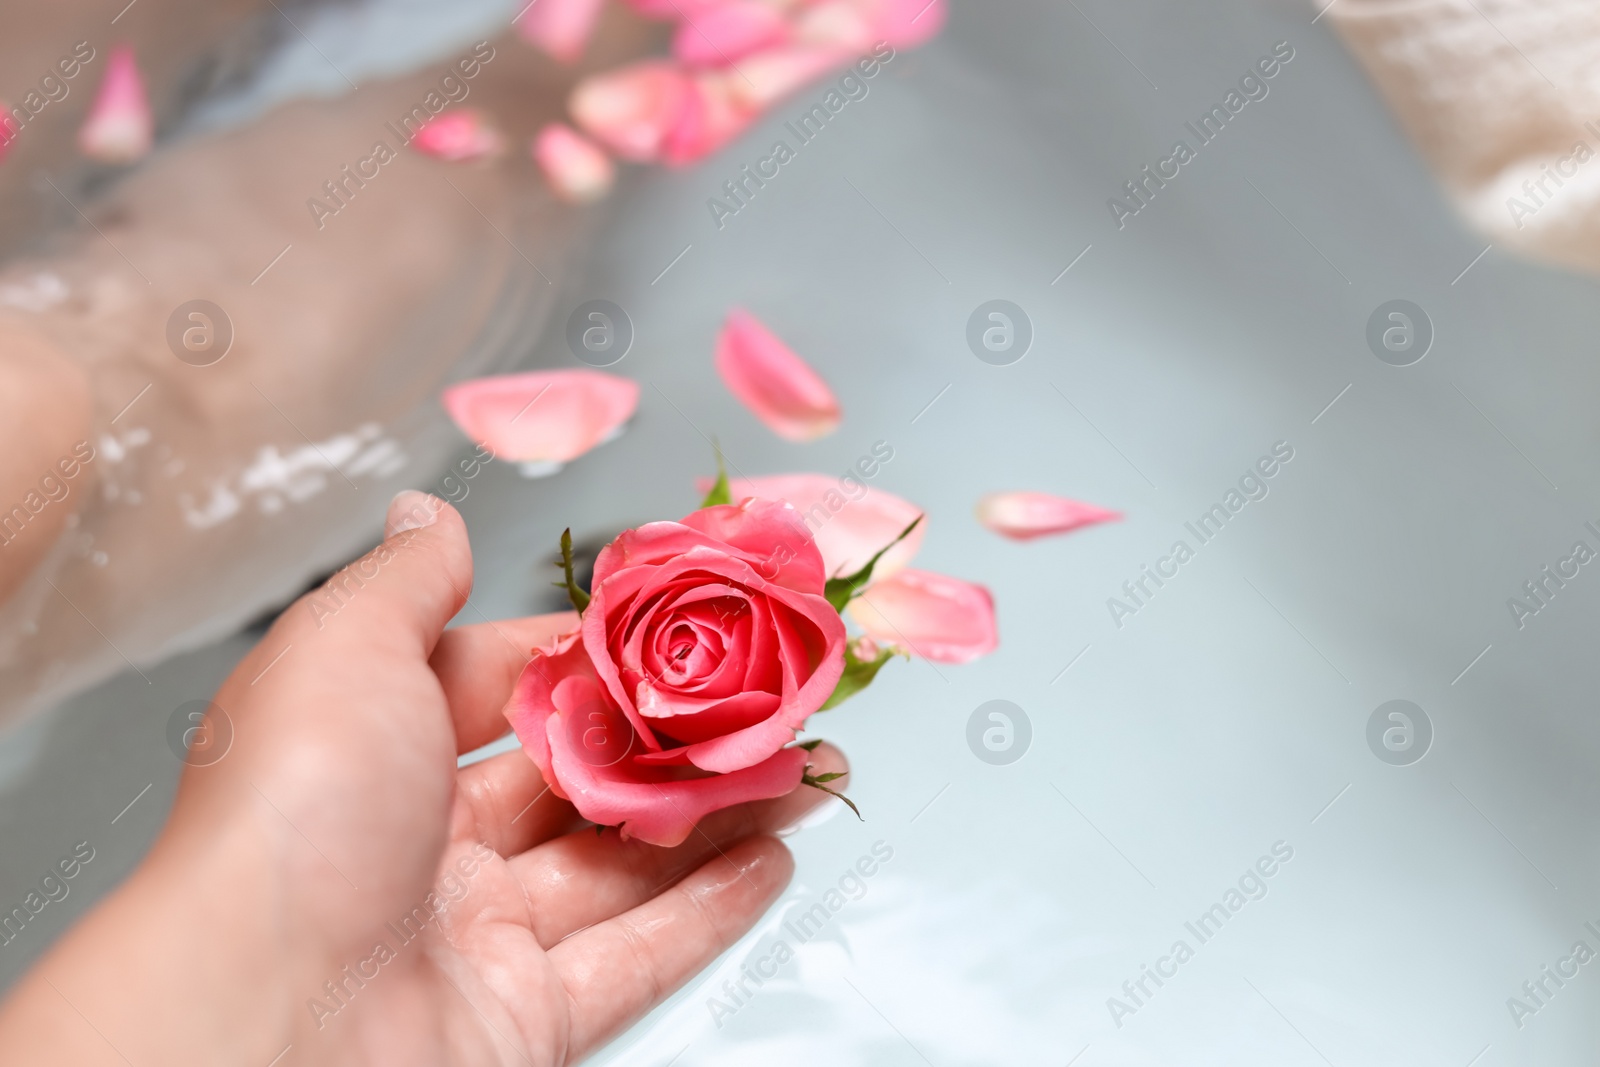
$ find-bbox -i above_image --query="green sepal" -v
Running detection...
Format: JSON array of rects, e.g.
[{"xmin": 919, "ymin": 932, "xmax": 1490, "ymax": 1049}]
[
  {"xmin": 555, "ymin": 527, "xmax": 590, "ymax": 615},
  {"xmin": 823, "ymin": 515, "xmax": 923, "ymax": 613},
  {"xmin": 818, "ymin": 641, "xmax": 904, "ymax": 711},
  {"xmin": 795, "ymin": 738, "xmax": 824, "ymax": 752},
  {"xmin": 700, "ymin": 443, "xmax": 732, "ymax": 508},
  {"xmin": 801, "ymin": 770, "xmax": 862, "ymax": 820}
]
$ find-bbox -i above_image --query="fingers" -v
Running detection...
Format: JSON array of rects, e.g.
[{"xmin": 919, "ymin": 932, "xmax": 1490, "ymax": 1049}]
[
  {"xmin": 431, "ymin": 612, "xmax": 580, "ymax": 755},
  {"xmin": 452, "ymin": 749, "xmax": 584, "ymax": 857},
  {"xmin": 550, "ymin": 835, "xmax": 794, "ymax": 1059},
  {"xmin": 272, "ymin": 491, "xmax": 474, "ymax": 660},
  {"xmin": 509, "ymin": 744, "xmax": 847, "ymax": 948}
]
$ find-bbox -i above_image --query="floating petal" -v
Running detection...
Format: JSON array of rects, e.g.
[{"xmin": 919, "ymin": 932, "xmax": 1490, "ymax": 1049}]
[
  {"xmin": 849, "ymin": 569, "xmax": 998, "ymax": 663},
  {"xmin": 714, "ymin": 308, "xmax": 841, "ymax": 441},
  {"xmin": 570, "ymin": 61, "xmax": 693, "ymax": 162},
  {"xmin": 699, "ymin": 472, "xmax": 924, "ymax": 579},
  {"xmin": 79, "ymin": 45, "xmax": 152, "ymax": 164},
  {"xmin": 441, "ymin": 369, "xmax": 638, "ymax": 464},
  {"xmin": 795, "ymin": 1, "xmax": 877, "ymax": 51},
  {"xmin": 730, "ymin": 44, "xmax": 854, "ymax": 110},
  {"xmin": 516, "ymin": 0, "xmax": 607, "ymax": 63},
  {"xmin": 975, "ymin": 492, "xmax": 1122, "ymax": 541},
  {"xmin": 674, "ymin": 2, "xmax": 792, "ymax": 67},
  {"xmin": 662, "ymin": 72, "xmax": 762, "ymax": 164},
  {"xmin": 868, "ymin": 0, "xmax": 947, "ymax": 49},
  {"xmin": 533, "ymin": 123, "xmax": 616, "ymax": 202},
  {"xmin": 411, "ymin": 109, "xmax": 505, "ymax": 162},
  {"xmin": 619, "ymin": 0, "xmax": 728, "ymax": 19}
]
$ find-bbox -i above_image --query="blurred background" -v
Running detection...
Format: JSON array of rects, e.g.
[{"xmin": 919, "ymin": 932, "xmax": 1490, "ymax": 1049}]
[{"xmin": 5, "ymin": 0, "xmax": 1600, "ymax": 1063}]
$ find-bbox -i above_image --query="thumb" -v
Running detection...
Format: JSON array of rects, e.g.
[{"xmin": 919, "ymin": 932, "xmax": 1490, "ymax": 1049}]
[{"xmin": 293, "ymin": 490, "xmax": 474, "ymax": 657}]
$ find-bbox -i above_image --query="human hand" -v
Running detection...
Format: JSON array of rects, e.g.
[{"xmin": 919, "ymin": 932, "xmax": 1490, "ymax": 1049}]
[{"xmin": 0, "ymin": 491, "xmax": 849, "ymax": 1065}]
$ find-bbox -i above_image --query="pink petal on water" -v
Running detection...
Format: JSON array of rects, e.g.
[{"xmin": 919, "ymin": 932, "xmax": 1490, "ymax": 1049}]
[
  {"xmin": 730, "ymin": 44, "xmax": 853, "ymax": 110},
  {"xmin": 849, "ymin": 569, "xmax": 998, "ymax": 664},
  {"xmin": 673, "ymin": 2, "xmax": 792, "ymax": 67},
  {"xmin": 570, "ymin": 61, "xmax": 693, "ymax": 162},
  {"xmin": 714, "ymin": 308, "xmax": 841, "ymax": 441},
  {"xmin": 975, "ymin": 492, "xmax": 1122, "ymax": 541},
  {"xmin": 697, "ymin": 472, "xmax": 925, "ymax": 578},
  {"xmin": 516, "ymin": 0, "xmax": 607, "ymax": 63},
  {"xmin": 441, "ymin": 369, "xmax": 639, "ymax": 464},
  {"xmin": 79, "ymin": 45, "xmax": 152, "ymax": 164},
  {"xmin": 619, "ymin": 0, "xmax": 727, "ymax": 19},
  {"xmin": 533, "ymin": 123, "xmax": 616, "ymax": 202},
  {"xmin": 869, "ymin": 0, "xmax": 947, "ymax": 49},
  {"xmin": 795, "ymin": 1, "xmax": 877, "ymax": 51},
  {"xmin": 411, "ymin": 109, "xmax": 506, "ymax": 162},
  {"xmin": 662, "ymin": 72, "xmax": 760, "ymax": 164}
]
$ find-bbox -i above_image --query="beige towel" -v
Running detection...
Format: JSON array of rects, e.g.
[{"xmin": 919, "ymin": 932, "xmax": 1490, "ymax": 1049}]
[{"xmin": 1328, "ymin": 0, "xmax": 1600, "ymax": 273}]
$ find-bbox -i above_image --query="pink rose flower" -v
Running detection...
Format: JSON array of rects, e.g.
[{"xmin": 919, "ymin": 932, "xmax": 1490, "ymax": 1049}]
[{"xmin": 505, "ymin": 497, "xmax": 848, "ymax": 845}]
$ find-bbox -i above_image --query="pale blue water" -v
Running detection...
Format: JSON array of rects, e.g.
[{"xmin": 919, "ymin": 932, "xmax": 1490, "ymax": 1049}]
[{"xmin": 7, "ymin": 1, "xmax": 1600, "ymax": 1064}]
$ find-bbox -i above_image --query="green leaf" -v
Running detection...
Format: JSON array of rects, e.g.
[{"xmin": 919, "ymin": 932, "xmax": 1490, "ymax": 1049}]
[
  {"xmin": 818, "ymin": 641, "xmax": 904, "ymax": 711},
  {"xmin": 808, "ymin": 771, "xmax": 846, "ymax": 784},
  {"xmin": 700, "ymin": 442, "xmax": 732, "ymax": 508},
  {"xmin": 802, "ymin": 771, "xmax": 862, "ymax": 820},
  {"xmin": 557, "ymin": 528, "xmax": 590, "ymax": 615},
  {"xmin": 823, "ymin": 514, "xmax": 923, "ymax": 613}
]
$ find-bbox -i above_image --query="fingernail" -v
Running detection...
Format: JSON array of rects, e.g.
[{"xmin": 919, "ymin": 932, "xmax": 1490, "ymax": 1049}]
[{"xmin": 386, "ymin": 490, "xmax": 440, "ymax": 537}]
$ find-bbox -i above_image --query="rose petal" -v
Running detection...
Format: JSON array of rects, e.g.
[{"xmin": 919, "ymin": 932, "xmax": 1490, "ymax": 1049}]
[
  {"xmin": 696, "ymin": 473, "xmax": 923, "ymax": 580},
  {"xmin": 869, "ymin": 0, "xmax": 948, "ymax": 49},
  {"xmin": 662, "ymin": 72, "xmax": 761, "ymax": 164},
  {"xmin": 672, "ymin": 582, "xmax": 845, "ymax": 773},
  {"xmin": 516, "ymin": 0, "xmax": 606, "ymax": 63},
  {"xmin": 794, "ymin": 2, "xmax": 876, "ymax": 52},
  {"xmin": 595, "ymin": 498, "xmax": 829, "ymax": 596},
  {"xmin": 549, "ymin": 725, "xmax": 806, "ymax": 846},
  {"xmin": 505, "ymin": 628, "xmax": 627, "ymax": 783},
  {"xmin": 624, "ymin": 581, "xmax": 753, "ymax": 704},
  {"xmin": 589, "ymin": 546, "xmax": 841, "ymax": 725},
  {"xmin": 728, "ymin": 44, "xmax": 854, "ymax": 111},
  {"xmin": 570, "ymin": 61, "xmax": 693, "ymax": 162},
  {"xmin": 673, "ymin": 2, "xmax": 792, "ymax": 67},
  {"xmin": 640, "ymin": 594, "xmax": 739, "ymax": 691},
  {"xmin": 619, "ymin": 0, "xmax": 727, "ymax": 19},
  {"xmin": 411, "ymin": 109, "xmax": 505, "ymax": 162},
  {"xmin": 714, "ymin": 308, "xmax": 841, "ymax": 441},
  {"xmin": 975, "ymin": 491, "xmax": 1122, "ymax": 541},
  {"xmin": 848, "ymin": 568, "xmax": 998, "ymax": 664},
  {"xmin": 533, "ymin": 123, "xmax": 616, "ymax": 203},
  {"xmin": 586, "ymin": 513, "xmax": 845, "ymax": 770},
  {"xmin": 742, "ymin": 595, "xmax": 782, "ymax": 693},
  {"xmin": 643, "ymin": 690, "xmax": 783, "ymax": 744},
  {"xmin": 441, "ymin": 369, "xmax": 638, "ymax": 464},
  {"xmin": 505, "ymin": 634, "xmax": 809, "ymax": 847},
  {"xmin": 79, "ymin": 45, "xmax": 152, "ymax": 165}
]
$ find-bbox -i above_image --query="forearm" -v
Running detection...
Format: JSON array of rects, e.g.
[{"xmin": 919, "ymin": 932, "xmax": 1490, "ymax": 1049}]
[{"xmin": 0, "ymin": 812, "xmax": 311, "ymax": 1064}]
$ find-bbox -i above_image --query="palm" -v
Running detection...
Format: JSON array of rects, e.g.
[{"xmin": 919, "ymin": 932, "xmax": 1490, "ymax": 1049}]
[{"xmin": 246, "ymin": 608, "xmax": 839, "ymax": 1066}]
